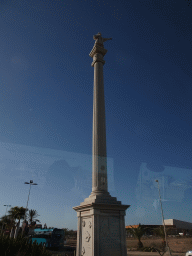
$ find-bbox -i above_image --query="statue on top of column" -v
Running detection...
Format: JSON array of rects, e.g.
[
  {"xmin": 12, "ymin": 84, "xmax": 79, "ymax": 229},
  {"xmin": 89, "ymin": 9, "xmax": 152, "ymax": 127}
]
[{"xmin": 93, "ymin": 32, "xmax": 112, "ymax": 47}]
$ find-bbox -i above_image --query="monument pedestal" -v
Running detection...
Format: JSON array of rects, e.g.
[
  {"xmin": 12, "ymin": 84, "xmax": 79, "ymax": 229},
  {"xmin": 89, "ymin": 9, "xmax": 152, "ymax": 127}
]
[{"xmin": 73, "ymin": 194, "xmax": 129, "ymax": 256}]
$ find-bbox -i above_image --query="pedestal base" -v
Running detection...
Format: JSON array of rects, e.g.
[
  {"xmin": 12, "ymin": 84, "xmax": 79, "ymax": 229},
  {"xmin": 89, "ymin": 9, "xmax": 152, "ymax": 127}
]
[{"xmin": 73, "ymin": 198, "xmax": 130, "ymax": 256}]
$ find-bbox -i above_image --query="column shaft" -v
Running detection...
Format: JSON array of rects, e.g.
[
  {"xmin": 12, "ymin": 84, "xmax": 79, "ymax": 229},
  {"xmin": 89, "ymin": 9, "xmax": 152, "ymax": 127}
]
[{"xmin": 92, "ymin": 61, "xmax": 108, "ymax": 193}]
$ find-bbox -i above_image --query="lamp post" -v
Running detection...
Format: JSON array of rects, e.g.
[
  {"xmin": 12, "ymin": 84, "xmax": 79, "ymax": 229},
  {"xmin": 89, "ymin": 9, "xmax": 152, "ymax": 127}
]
[
  {"xmin": 22, "ymin": 180, "xmax": 37, "ymax": 236},
  {"xmin": 4, "ymin": 205, "xmax": 12, "ymax": 216},
  {"xmin": 155, "ymin": 179, "xmax": 172, "ymax": 255}
]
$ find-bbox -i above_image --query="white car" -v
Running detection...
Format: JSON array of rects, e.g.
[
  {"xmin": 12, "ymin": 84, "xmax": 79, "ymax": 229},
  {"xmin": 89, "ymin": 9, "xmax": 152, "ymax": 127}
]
[{"xmin": 186, "ymin": 251, "xmax": 192, "ymax": 256}]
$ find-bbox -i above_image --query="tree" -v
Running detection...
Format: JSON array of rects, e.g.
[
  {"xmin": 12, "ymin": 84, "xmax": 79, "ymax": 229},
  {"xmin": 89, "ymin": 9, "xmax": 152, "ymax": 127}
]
[
  {"xmin": 27, "ymin": 209, "xmax": 40, "ymax": 226},
  {"xmin": 127, "ymin": 224, "xmax": 148, "ymax": 249},
  {"xmin": 0, "ymin": 215, "xmax": 15, "ymax": 231},
  {"xmin": 7, "ymin": 206, "xmax": 27, "ymax": 238},
  {"xmin": 153, "ymin": 226, "xmax": 170, "ymax": 251},
  {"xmin": 62, "ymin": 228, "xmax": 76, "ymax": 238},
  {"xmin": 7, "ymin": 206, "xmax": 26, "ymax": 225}
]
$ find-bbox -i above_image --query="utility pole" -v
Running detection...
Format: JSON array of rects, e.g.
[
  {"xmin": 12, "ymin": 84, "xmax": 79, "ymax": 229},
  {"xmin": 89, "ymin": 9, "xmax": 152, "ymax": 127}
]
[{"xmin": 155, "ymin": 179, "xmax": 172, "ymax": 255}]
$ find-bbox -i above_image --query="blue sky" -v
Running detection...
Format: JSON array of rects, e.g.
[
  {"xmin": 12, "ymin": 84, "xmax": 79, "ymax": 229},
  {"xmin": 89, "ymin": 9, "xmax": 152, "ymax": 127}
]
[{"xmin": 0, "ymin": 0, "xmax": 192, "ymax": 230}]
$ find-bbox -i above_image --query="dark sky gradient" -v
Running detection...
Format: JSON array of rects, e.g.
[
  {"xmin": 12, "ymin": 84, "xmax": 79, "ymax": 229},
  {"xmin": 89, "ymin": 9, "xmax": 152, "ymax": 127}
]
[{"xmin": 0, "ymin": 0, "xmax": 192, "ymax": 229}]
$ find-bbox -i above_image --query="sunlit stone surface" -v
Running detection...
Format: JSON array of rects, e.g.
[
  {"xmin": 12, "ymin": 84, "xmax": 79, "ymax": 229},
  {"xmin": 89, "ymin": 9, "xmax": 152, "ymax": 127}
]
[{"xmin": 73, "ymin": 33, "xmax": 130, "ymax": 256}]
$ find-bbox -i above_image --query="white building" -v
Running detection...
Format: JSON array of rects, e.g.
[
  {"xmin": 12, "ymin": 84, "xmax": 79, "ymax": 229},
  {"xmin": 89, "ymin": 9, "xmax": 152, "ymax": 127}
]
[{"xmin": 165, "ymin": 219, "xmax": 192, "ymax": 230}]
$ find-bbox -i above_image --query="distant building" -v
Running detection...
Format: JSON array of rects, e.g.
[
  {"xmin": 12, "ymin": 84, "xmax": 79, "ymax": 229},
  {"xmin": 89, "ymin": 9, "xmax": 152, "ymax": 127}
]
[
  {"xmin": 164, "ymin": 219, "xmax": 192, "ymax": 230},
  {"xmin": 35, "ymin": 224, "xmax": 42, "ymax": 229},
  {"xmin": 125, "ymin": 224, "xmax": 175, "ymax": 237},
  {"xmin": 126, "ymin": 219, "xmax": 192, "ymax": 237}
]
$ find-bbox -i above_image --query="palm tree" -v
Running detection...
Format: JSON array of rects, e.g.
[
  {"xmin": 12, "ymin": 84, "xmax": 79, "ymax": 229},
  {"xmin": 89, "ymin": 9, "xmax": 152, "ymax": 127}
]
[
  {"xmin": 27, "ymin": 209, "xmax": 40, "ymax": 226},
  {"xmin": 8, "ymin": 206, "xmax": 26, "ymax": 223},
  {"xmin": 0, "ymin": 215, "xmax": 16, "ymax": 234},
  {"xmin": 127, "ymin": 223, "xmax": 148, "ymax": 249},
  {"xmin": 153, "ymin": 226, "xmax": 170, "ymax": 251},
  {"xmin": 7, "ymin": 206, "xmax": 27, "ymax": 238}
]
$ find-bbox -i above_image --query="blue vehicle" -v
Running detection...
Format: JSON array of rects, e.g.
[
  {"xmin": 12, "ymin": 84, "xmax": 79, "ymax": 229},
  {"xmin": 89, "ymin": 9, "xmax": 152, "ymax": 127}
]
[{"xmin": 28, "ymin": 228, "xmax": 65, "ymax": 248}]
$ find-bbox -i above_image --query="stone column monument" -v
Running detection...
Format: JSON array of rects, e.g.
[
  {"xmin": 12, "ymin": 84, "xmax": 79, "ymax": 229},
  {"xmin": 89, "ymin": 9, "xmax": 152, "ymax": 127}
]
[{"xmin": 73, "ymin": 32, "xmax": 130, "ymax": 256}]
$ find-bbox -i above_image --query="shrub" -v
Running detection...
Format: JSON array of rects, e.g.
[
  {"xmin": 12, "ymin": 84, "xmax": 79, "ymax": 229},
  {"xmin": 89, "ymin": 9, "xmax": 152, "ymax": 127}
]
[
  {"xmin": 140, "ymin": 247, "xmax": 160, "ymax": 252},
  {"xmin": 0, "ymin": 234, "xmax": 50, "ymax": 256}
]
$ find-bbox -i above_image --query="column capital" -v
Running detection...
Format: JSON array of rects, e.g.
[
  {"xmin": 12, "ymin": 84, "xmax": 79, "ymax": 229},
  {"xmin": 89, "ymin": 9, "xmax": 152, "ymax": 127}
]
[{"xmin": 89, "ymin": 44, "xmax": 107, "ymax": 66}]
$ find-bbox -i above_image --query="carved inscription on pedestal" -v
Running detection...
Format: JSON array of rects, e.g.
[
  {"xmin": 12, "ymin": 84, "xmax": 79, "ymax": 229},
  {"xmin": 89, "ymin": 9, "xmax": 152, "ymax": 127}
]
[
  {"xmin": 99, "ymin": 216, "xmax": 121, "ymax": 256},
  {"xmin": 82, "ymin": 247, "xmax": 85, "ymax": 255},
  {"xmin": 85, "ymin": 231, "xmax": 91, "ymax": 242},
  {"xmin": 81, "ymin": 217, "xmax": 92, "ymax": 256}
]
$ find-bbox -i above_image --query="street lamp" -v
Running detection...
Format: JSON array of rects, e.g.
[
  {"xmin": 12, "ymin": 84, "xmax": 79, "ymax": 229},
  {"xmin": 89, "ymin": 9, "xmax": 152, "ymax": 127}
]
[
  {"xmin": 22, "ymin": 180, "xmax": 38, "ymax": 235},
  {"xmin": 155, "ymin": 179, "xmax": 172, "ymax": 255},
  {"xmin": 4, "ymin": 205, "xmax": 12, "ymax": 216}
]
